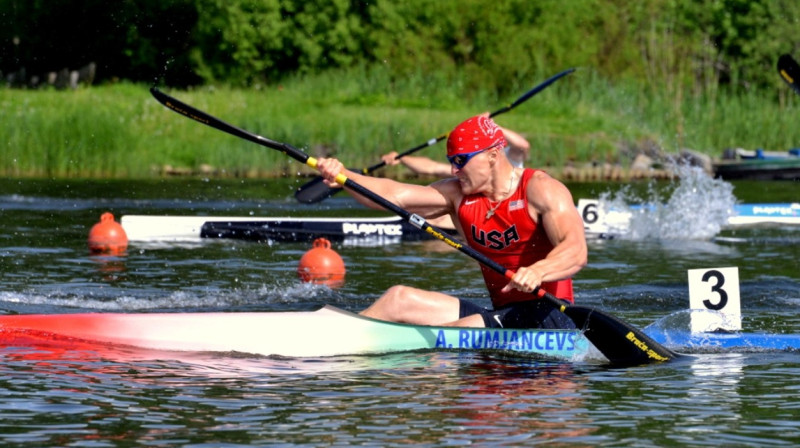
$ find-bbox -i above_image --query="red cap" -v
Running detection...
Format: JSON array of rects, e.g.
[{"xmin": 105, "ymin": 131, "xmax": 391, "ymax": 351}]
[{"xmin": 446, "ymin": 115, "xmax": 507, "ymax": 157}]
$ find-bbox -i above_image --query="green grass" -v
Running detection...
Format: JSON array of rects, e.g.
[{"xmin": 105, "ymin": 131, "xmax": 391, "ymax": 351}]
[{"xmin": 2, "ymin": 65, "xmax": 798, "ymax": 179}]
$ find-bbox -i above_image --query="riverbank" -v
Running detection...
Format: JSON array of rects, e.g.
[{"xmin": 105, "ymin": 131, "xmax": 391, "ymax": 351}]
[
  {"xmin": 3, "ymin": 67, "xmax": 798, "ymax": 179},
  {"xmin": 154, "ymin": 152, "xmax": 701, "ymax": 182}
]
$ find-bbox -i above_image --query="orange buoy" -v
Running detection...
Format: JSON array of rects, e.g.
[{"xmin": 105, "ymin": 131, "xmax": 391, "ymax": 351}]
[
  {"xmin": 88, "ymin": 212, "xmax": 128, "ymax": 255},
  {"xmin": 297, "ymin": 238, "xmax": 345, "ymax": 288}
]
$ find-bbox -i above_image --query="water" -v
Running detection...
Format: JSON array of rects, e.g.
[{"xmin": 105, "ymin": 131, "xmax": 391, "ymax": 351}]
[{"xmin": 0, "ymin": 176, "xmax": 799, "ymax": 446}]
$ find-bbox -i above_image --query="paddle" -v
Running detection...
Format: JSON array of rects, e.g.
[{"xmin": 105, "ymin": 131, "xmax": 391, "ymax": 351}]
[
  {"xmin": 778, "ymin": 54, "xmax": 800, "ymax": 96},
  {"xmin": 149, "ymin": 86, "xmax": 681, "ymax": 366},
  {"xmin": 294, "ymin": 68, "xmax": 576, "ymax": 204}
]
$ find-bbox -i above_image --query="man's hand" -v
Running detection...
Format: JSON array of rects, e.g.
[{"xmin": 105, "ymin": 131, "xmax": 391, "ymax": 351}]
[
  {"xmin": 501, "ymin": 266, "xmax": 543, "ymax": 294},
  {"xmin": 381, "ymin": 151, "xmax": 401, "ymax": 166},
  {"xmin": 316, "ymin": 157, "xmax": 346, "ymax": 188}
]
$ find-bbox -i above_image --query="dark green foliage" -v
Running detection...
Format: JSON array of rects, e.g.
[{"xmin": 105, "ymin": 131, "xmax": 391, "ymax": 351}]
[
  {"xmin": 1, "ymin": 0, "xmax": 799, "ymax": 93},
  {"xmin": 0, "ymin": 0, "xmax": 200, "ymax": 86},
  {"xmin": 191, "ymin": 0, "xmax": 366, "ymax": 85}
]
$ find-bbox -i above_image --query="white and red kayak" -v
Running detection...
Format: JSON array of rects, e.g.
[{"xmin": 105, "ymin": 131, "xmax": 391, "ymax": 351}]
[{"xmin": 0, "ymin": 305, "xmax": 590, "ymax": 360}]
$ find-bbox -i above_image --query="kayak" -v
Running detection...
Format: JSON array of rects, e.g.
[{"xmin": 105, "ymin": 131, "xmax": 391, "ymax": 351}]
[
  {"xmin": 121, "ymin": 202, "xmax": 800, "ymax": 244},
  {"xmin": 646, "ymin": 329, "xmax": 800, "ymax": 351},
  {"xmin": 610, "ymin": 202, "xmax": 800, "ymax": 226},
  {"xmin": 0, "ymin": 305, "xmax": 590, "ymax": 361},
  {"xmin": 121, "ymin": 215, "xmax": 451, "ymax": 244},
  {"xmin": 6, "ymin": 305, "xmax": 799, "ymax": 360},
  {"xmin": 581, "ymin": 201, "xmax": 800, "ymax": 238},
  {"xmin": 725, "ymin": 203, "xmax": 800, "ymax": 226},
  {"xmin": 713, "ymin": 157, "xmax": 800, "ymax": 181}
]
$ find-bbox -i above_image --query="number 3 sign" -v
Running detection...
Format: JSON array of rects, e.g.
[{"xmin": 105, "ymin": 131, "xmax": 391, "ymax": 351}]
[{"xmin": 688, "ymin": 267, "xmax": 741, "ymax": 333}]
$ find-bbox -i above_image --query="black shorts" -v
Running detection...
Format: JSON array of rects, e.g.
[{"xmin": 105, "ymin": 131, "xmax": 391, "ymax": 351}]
[{"xmin": 458, "ymin": 298, "xmax": 576, "ymax": 330}]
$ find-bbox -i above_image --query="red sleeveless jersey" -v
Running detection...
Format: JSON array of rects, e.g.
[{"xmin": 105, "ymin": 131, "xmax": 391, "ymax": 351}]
[{"xmin": 457, "ymin": 168, "xmax": 574, "ymax": 307}]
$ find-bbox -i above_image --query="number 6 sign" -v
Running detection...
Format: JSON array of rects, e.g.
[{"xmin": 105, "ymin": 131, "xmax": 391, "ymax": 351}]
[
  {"xmin": 688, "ymin": 267, "xmax": 741, "ymax": 333},
  {"xmin": 576, "ymin": 199, "xmax": 606, "ymax": 234}
]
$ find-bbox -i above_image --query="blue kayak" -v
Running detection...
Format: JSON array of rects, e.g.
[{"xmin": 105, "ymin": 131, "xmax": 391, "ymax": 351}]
[{"xmin": 646, "ymin": 329, "xmax": 800, "ymax": 351}]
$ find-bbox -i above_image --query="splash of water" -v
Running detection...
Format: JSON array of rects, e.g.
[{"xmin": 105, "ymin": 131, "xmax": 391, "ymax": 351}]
[
  {"xmin": 598, "ymin": 166, "xmax": 737, "ymax": 240},
  {"xmin": 645, "ymin": 309, "xmax": 741, "ymax": 334}
]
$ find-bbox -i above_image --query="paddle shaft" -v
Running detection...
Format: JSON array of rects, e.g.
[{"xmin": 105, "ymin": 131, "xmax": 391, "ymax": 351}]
[
  {"xmin": 150, "ymin": 86, "xmax": 680, "ymax": 366},
  {"xmin": 778, "ymin": 54, "xmax": 800, "ymax": 96},
  {"xmin": 368, "ymin": 67, "xmax": 576, "ymax": 172},
  {"xmin": 294, "ymin": 68, "xmax": 576, "ymax": 203}
]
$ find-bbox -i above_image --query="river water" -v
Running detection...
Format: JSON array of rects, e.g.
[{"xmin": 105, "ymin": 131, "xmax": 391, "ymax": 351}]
[{"xmin": 0, "ymin": 174, "xmax": 799, "ymax": 446}]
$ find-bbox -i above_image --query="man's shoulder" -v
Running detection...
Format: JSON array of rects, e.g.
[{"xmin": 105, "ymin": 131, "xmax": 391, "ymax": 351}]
[
  {"xmin": 526, "ymin": 167, "xmax": 551, "ymax": 178},
  {"xmin": 527, "ymin": 168, "xmax": 567, "ymax": 187},
  {"xmin": 430, "ymin": 177, "xmax": 465, "ymax": 203},
  {"xmin": 524, "ymin": 169, "xmax": 573, "ymax": 206}
]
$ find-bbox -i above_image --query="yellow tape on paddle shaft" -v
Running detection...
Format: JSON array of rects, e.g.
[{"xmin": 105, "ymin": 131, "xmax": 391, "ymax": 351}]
[
  {"xmin": 781, "ymin": 69, "xmax": 795, "ymax": 83},
  {"xmin": 309, "ymin": 154, "xmax": 464, "ymax": 251},
  {"xmin": 307, "ymin": 157, "xmax": 348, "ymax": 186}
]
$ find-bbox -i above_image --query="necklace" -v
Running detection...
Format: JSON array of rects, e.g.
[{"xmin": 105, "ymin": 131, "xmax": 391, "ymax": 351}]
[{"xmin": 485, "ymin": 170, "xmax": 518, "ymax": 220}]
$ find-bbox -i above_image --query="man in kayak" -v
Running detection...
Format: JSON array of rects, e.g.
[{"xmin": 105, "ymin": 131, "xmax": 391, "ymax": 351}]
[
  {"xmin": 317, "ymin": 115, "xmax": 587, "ymax": 329},
  {"xmin": 379, "ymin": 115, "xmax": 531, "ymax": 178}
]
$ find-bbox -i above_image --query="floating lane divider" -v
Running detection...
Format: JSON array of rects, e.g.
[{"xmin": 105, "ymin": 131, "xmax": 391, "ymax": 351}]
[{"xmin": 149, "ymin": 86, "xmax": 682, "ymax": 367}]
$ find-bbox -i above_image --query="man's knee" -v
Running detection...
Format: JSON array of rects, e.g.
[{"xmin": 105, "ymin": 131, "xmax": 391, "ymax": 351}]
[{"xmin": 382, "ymin": 285, "xmax": 415, "ymax": 303}]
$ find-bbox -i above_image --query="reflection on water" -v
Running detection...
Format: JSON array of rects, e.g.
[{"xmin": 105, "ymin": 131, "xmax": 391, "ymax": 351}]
[
  {"xmin": 89, "ymin": 254, "xmax": 128, "ymax": 282},
  {"xmin": 0, "ymin": 343, "xmax": 597, "ymax": 445},
  {"xmin": 444, "ymin": 355, "xmax": 594, "ymax": 443}
]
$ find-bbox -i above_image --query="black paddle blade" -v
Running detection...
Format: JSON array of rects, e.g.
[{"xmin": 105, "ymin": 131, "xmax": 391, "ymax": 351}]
[
  {"xmin": 778, "ymin": 54, "xmax": 800, "ymax": 96},
  {"xmin": 563, "ymin": 305, "xmax": 680, "ymax": 366},
  {"xmin": 295, "ymin": 176, "xmax": 341, "ymax": 204}
]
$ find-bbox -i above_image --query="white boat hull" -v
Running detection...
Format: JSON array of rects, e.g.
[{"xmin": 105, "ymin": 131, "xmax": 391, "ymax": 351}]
[
  {"xmin": 120, "ymin": 215, "xmax": 437, "ymax": 244},
  {"xmin": 580, "ymin": 201, "xmax": 800, "ymax": 238},
  {"xmin": 121, "ymin": 202, "xmax": 800, "ymax": 243}
]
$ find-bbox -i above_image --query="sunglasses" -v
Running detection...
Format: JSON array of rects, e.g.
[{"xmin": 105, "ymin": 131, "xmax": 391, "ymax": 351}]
[{"xmin": 447, "ymin": 146, "xmax": 495, "ymax": 169}]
